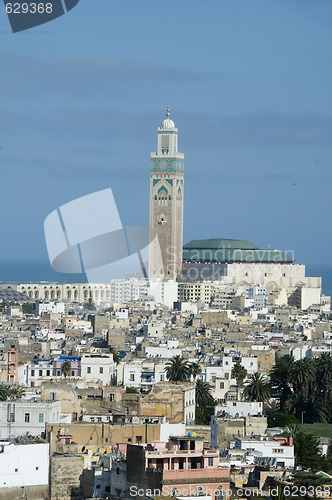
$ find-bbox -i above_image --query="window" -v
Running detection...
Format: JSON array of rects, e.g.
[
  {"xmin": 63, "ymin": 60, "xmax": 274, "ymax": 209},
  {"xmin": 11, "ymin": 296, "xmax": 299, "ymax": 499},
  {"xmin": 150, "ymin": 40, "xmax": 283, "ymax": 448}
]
[
  {"xmin": 71, "ymin": 371, "xmax": 74, "ymax": 376},
  {"xmin": 273, "ymin": 449, "xmax": 283, "ymax": 453},
  {"xmin": 87, "ymin": 367, "xmax": 91, "ymax": 374},
  {"xmin": 47, "ymin": 370, "xmax": 50, "ymax": 376},
  {"xmin": 38, "ymin": 413, "xmax": 44, "ymax": 423},
  {"xmin": 130, "ymin": 373, "xmax": 135, "ymax": 381},
  {"xmin": 24, "ymin": 413, "xmax": 30, "ymax": 423},
  {"xmin": 31, "ymin": 369, "xmax": 35, "ymax": 376},
  {"xmin": 208, "ymin": 457, "xmax": 214, "ymax": 466},
  {"xmin": 99, "ymin": 367, "xmax": 103, "ymax": 374},
  {"xmin": 220, "ymin": 382, "xmax": 224, "ymax": 389},
  {"xmin": 97, "ymin": 417, "xmax": 102, "ymax": 422},
  {"xmin": 39, "ymin": 370, "xmax": 42, "ymax": 376},
  {"xmin": 15, "ymin": 468, "xmax": 18, "ymax": 472},
  {"xmin": 233, "ymin": 402, "xmax": 237, "ymax": 407},
  {"xmin": 110, "ymin": 394, "xmax": 115, "ymax": 402},
  {"xmin": 36, "ymin": 466, "xmax": 39, "ymax": 470},
  {"xmin": 160, "ymin": 374, "xmax": 164, "ymax": 381},
  {"xmin": 90, "ymin": 417, "xmax": 95, "ymax": 422}
]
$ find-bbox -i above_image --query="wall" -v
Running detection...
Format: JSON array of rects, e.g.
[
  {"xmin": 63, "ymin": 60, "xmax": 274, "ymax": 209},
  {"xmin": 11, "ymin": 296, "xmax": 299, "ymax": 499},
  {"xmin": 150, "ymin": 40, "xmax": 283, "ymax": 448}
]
[{"xmin": 49, "ymin": 454, "xmax": 84, "ymax": 500}]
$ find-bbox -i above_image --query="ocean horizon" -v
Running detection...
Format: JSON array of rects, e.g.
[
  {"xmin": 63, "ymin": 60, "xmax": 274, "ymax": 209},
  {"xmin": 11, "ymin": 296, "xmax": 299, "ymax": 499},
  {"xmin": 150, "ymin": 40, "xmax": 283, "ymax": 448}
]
[{"xmin": 0, "ymin": 261, "xmax": 331, "ymax": 299}]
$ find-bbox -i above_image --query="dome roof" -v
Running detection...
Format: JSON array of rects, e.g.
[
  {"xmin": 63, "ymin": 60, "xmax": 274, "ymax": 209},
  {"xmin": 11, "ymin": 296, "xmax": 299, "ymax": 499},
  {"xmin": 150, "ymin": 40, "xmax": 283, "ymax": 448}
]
[
  {"xmin": 161, "ymin": 106, "xmax": 175, "ymax": 129},
  {"xmin": 161, "ymin": 118, "xmax": 175, "ymax": 129}
]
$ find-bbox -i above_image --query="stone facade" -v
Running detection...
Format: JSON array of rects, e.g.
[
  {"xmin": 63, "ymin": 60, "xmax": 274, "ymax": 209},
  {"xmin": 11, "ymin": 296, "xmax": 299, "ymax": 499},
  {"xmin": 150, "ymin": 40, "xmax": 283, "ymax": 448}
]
[
  {"xmin": 49, "ymin": 454, "xmax": 84, "ymax": 500},
  {"xmin": 149, "ymin": 108, "xmax": 184, "ymax": 281}
]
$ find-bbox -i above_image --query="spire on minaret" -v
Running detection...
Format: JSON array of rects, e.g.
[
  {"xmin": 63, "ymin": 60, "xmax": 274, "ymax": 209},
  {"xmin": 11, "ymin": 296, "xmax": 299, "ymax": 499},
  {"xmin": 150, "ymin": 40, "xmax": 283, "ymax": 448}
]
[{"xmin": 166, "ymin": 105, "xmax": 170, "ymax": 118}]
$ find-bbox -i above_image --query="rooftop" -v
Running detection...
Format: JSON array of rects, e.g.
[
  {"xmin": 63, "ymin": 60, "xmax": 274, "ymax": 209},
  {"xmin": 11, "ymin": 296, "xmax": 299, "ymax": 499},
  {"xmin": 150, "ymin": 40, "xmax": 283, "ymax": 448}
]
[{"xmin": 183, "ymin": 238, "xmax": 294, "ymax": 263}]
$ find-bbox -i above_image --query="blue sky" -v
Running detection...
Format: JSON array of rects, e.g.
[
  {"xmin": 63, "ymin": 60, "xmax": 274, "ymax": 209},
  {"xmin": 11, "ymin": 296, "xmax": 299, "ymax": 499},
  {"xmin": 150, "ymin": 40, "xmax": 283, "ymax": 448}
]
[{"xmin": 1, "ymin": 0, "xmax": 332, "ymax": 266}]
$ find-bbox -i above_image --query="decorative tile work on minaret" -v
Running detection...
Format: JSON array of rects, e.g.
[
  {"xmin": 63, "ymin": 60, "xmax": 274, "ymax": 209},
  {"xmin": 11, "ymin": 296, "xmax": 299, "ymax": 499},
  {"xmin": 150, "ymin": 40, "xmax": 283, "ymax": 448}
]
[{"xmin": 149, "ymin": 107, "xmax": 184, "ymax": 281}]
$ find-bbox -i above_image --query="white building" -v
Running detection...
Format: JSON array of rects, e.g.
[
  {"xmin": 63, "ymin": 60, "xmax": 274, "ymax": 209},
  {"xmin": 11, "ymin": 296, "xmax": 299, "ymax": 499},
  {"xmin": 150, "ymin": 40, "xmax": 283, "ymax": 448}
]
[
  {"xmin": 35, "ymin": 301, "xmax": 65, "ymax": 315},
  {"xmin": 110, "ymin": 279, "xmax": 150, "ymax": 304},
  {"xmin": 234, "ymin": 435, "xmax": 295, "ymax": 468},
  {"xmin": 245, "ymin": 285, "xmax": 268, "ymax": 309},
  {"xmin": 144, "ymin": 342, "xmax": 182, "ymax": 359},
  {"xmin": 226, "ymin": 401, "xmax": 263, "ymax": 417},
  {"xmin": 3, "ymin": 283, "xmax": 112, "ymax": 306},
  {"xmin": 81, "ymin": 354, "xmax": 117, "ymax": 386},
  {"xmin": 26, "ymin": 359, "xmax": 53, "ymax": 387},
  {"xmin": 0, "ymin": 399, "xmax": 61, "ymax": 439},
  {"xmin": 0, "ymin": 442, "xmax": 49, "ymax": 489},
  {"xmin": 149, "ymin": 279, "xmax": 178, "ymax": 308}
]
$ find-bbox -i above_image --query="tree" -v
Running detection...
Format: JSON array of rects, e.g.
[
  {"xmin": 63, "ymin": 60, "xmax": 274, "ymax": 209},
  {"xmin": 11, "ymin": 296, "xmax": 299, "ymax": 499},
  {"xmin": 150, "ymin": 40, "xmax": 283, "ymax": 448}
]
[
  {"xmin": 231, "ymin": 362, "xmax": 247, "ymax": 399},
  {"xmin": 293, "ymin": 431, "xmax": 324, "ymax": 470},
  {"xmin": 126, "ymin": 387, "xmax": 138, "ymax": 394},
  {"xmin": 289, "ymin": 358, "xmax": 316, "ymax": 399},
  {"xmin": 84, "ymin": 298, "xmax": 95, "ymax": 310},
  {"xmin": 269, "ymin": 355, "xmax": 294, "ymax": 412},
  {"xmin": 109, "ymin": 346, "xmax": 121, "ymax": 365},
  {"xmin": 305, "ymin": 393, "xmax": 328, "ymax": 424},
  {"xmin": 22, "ymin": 302, "xmax": 33, "ymax": 314},
  {"xmin": 267, "ymin": 412, "xmax": 300, "ymax": 428},
  {"xmin": 189, "ymin": 362, "xmax": 201, "ymax": 380},
  {"xmin": 243, "ymin": 372, "xmax": 271, "ymax": 402},
  {"xmin": 195, "ymin": 379, "xmax": 215, "ymax": 425},
  {"xmin": 315, "ymin": 353, "xmax": 332, "ymax": 401},
  {"xmin": 8, "ymin": 386, "xmax": 25, "ymax": 399},
  {"xmin": 164, "ymin": 356, "xmax": 191, "ymax": 382},
  {"xmin": 61, "ymin": 360, "xmax": 71, "ymax": 378},
  {"xmin": 285, "ymin": 393, "xmax": 304, "ymax": 420},
  {"xmin": 0, "ymin": 385, "xmax": 9, "ymax": 401}
]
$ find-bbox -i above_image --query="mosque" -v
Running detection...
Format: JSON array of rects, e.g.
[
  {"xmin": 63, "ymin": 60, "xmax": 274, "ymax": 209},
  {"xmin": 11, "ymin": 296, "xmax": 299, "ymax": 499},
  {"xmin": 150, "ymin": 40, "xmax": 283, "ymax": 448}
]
[{"xmin": 148, "ymin": 108, "xmax": 321, "ymax": 293}]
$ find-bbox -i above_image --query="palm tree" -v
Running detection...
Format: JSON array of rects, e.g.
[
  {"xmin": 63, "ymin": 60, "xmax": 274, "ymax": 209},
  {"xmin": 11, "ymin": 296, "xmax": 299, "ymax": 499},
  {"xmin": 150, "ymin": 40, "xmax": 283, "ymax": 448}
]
[
  {"xmin": 285, "ymin": 393, "xmax": 303, "ymax": 420},
  {"xmin": 305, "ymin": 393, "xmax": 328, "ymax": 424},
  {"xmin": 189, "ymin": 362, "xmax": 201, "ymax": 380},
  {"xmin": 231, "ymin": 362, "xmax": 247, "ymax": 399},
  {"xmin": 289, "ymin": 358, "xmax": 316, "ymax": 399},
  {"xmin": 269, "ymin": 355, "xmax": 294, "ymax": 412},
  {"xmin": 109, "ymin": 346, "xmax": 121, "ymax": 365},
  {"xmin": 8, "ymin": 386, "xmax": 25, "ymax": 399},
  {"xmin": 0, "ymin": 385, "xmax": 9, "ymax": 401},
  {"xmin": 284, "ymin": 423, "xmax": 300, "ymax": 439},
  {"xmin": 315, "ymin": 353, "xmax": 332, "ymax": 401},
  {"xmin": 195, "ymin": 379, "xmax": 214, "ymax": 406},
  {"xmin": 195, "ymin": 379, "xmax": 216, "ymax": 425},
  {"xmin": 164, "ymin": 355, "xmax": 191, "ymax": 382},
  {"xmin": 61, "ymin": 360, "xmax": 71, "ymax": 378},
  {"xmin": 243, "ymin": 372, "xmax": 271, "ymax": 402}
]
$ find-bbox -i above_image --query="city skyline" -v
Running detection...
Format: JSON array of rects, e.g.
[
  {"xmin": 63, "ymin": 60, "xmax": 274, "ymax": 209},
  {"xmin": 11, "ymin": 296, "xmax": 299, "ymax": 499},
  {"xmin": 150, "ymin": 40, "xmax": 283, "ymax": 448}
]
[{"xmin": 1, "ymin": 0, "xmax": 332, "ymax": 266}]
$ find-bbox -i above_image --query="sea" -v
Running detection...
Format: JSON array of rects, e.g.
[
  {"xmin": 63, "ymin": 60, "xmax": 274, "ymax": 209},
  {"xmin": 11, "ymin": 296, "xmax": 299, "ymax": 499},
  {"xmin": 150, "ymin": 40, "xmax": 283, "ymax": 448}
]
[{"xmin": 0, "ymin": 262, "xmax": 332, "ymax": 298}]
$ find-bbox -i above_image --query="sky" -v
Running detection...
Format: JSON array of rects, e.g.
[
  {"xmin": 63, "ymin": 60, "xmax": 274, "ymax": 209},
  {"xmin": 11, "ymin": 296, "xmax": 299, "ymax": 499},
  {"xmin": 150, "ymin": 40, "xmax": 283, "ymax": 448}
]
[{"xmin": 1, "ymin": 0, "xmax": 332, "ymax": 268}]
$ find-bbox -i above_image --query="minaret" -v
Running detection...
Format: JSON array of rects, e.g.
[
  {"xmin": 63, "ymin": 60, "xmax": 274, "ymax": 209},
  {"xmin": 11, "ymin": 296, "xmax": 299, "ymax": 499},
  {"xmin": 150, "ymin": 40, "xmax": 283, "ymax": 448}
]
[{"xmin": 149, "ymin": 107, "xmax": 184, "ymax": 281}]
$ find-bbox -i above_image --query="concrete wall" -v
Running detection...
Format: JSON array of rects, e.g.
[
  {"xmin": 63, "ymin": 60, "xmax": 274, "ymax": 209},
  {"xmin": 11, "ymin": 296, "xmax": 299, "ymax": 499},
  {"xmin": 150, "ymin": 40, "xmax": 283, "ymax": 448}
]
[{"xmin": 49, "ymin": 454, "xmax": 84, "ymax": 500}]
